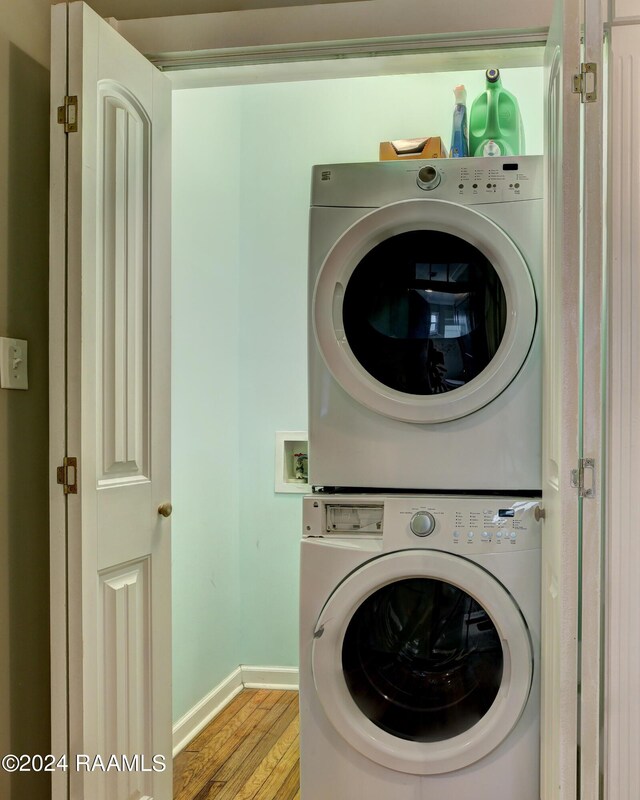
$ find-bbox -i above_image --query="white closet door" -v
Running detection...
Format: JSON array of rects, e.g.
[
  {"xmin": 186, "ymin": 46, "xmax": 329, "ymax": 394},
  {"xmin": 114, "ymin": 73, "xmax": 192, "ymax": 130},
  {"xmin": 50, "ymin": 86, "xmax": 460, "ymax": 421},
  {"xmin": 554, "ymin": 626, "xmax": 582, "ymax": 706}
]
[
  {"xmin": 578, "ymin": 0, "xmax": 606, "ymax": 796},
  {"xmin": 50, "ymin": 3, "xmax": 172, "ymax": 799},
  {"xmin": 607, "ymin": 20, "xmax": 640, "ymax": 800},
  {"xmin": 542, "ymin": 0, "xmax": 581, "ymax": 798},
  {"xmin": 542, "ymin": 0, "xmax": 605, "ymax": 798}
]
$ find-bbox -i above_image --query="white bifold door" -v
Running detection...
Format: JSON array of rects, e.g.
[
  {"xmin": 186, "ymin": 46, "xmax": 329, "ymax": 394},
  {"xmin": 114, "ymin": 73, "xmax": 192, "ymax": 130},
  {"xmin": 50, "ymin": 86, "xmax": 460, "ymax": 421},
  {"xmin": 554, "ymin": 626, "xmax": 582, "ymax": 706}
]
[
  {"xmin": 542, "ymin": 0, "xmax": 605, "ymax": 798},
  {"xmin": 50, "ymin": 3, "xmax": 172, "ymax": 799}
]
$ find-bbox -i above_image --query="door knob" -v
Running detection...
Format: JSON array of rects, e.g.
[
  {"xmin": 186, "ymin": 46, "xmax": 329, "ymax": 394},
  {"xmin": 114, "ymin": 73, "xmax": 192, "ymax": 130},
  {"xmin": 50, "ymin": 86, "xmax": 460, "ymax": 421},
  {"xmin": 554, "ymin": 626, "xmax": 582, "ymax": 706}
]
[{"xmin": 158, "ymin": 502, "xmax": 173, "ymax": 518}]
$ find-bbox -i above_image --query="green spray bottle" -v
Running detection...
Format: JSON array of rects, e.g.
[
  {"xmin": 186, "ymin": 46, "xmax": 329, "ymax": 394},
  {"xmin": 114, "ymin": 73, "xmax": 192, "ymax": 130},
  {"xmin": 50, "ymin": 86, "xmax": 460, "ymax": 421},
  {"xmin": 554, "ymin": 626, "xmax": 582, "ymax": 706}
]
[{"xmin": 469, "ymin": 68, "xmax": 525, "ymax": 157}]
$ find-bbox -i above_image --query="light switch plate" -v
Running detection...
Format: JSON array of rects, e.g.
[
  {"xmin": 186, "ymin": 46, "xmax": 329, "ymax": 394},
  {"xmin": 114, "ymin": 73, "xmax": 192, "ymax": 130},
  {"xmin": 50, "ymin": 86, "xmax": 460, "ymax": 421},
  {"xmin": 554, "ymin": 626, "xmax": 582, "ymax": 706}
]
[{"xmin": 0, "ymin": 337, "xmax": 28, "ymax": 390}]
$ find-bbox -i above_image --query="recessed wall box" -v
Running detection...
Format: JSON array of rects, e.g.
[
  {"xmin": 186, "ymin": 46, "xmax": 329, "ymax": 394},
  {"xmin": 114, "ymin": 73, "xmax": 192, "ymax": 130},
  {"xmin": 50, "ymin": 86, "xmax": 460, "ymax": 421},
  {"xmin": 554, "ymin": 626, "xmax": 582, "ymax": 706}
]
[{"xmin": 275, "ymin": 431, "xmax": 309, "ymax": 493}]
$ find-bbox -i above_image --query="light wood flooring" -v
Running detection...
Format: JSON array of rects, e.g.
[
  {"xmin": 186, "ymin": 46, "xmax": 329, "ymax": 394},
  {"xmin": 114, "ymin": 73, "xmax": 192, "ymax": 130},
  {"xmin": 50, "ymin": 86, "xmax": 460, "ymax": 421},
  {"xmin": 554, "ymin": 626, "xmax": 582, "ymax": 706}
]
[{"xmin": 174, "ymin": 689, "xmax": 300, "ymax": 800}]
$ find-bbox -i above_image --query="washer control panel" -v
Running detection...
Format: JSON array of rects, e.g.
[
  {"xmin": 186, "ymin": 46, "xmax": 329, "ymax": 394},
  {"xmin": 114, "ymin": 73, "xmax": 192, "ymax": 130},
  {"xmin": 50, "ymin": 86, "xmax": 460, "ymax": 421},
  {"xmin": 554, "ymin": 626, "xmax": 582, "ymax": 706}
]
[
  {"xmin": 303, "ymin": 494, "xmax": 542, "ymax": 553},
  {"xmin": 387, "ymin": 496, "xmax": 542, "ymax": 553}
]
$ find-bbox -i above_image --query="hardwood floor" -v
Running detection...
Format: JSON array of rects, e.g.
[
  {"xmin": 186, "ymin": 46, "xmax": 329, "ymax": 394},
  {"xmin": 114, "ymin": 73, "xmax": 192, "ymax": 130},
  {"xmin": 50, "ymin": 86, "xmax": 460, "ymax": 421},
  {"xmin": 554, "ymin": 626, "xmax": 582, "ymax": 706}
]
[{"xmin": 174, "ymin": 689, "xmax": 300, "ymax": 800}]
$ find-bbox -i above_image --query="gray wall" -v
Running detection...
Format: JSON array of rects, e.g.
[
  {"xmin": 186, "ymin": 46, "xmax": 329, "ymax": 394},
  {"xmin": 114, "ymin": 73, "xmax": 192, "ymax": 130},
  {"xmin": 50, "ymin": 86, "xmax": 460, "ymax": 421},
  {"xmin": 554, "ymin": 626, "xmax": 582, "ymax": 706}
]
[{"xmin": 0, "ymin": 2, "xmax": 51, "ymax": 798}]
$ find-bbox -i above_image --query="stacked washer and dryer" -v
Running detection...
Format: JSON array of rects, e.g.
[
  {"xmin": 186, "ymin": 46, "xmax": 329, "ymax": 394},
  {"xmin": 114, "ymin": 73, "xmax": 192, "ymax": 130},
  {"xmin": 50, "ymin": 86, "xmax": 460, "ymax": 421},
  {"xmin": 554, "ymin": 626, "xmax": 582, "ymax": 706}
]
[{"xmin": 300, "ymin": 156, "xmax": 543, "ymax": 800}]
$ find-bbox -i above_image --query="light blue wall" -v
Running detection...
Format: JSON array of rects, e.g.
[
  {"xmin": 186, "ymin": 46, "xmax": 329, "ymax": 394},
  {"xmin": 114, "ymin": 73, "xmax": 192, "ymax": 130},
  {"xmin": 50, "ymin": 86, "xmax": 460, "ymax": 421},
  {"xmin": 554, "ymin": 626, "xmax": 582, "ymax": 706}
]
[
  {"xmin": 172, "ymin": 88, "xmax": 243, "ymax": 722},
  {"xmin": 172, "ymin": 67, "xmax": 544, "ymax": 713}
]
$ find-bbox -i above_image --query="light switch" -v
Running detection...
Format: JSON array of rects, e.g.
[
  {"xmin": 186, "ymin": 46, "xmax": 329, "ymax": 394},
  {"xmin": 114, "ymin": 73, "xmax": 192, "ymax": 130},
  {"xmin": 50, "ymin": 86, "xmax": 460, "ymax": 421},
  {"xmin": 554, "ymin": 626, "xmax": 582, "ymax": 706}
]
[{"xmin": 0, "ymin": 337, "xmax": 28, "ymax": 390}]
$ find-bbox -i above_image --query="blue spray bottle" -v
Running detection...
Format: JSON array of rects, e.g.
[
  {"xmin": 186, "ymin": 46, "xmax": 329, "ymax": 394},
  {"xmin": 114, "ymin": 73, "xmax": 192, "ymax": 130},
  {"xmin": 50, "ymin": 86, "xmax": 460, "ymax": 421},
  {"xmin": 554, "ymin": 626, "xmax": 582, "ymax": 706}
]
[{"xmin": 450, "ymin": 84, "xmax": 469, "ymax": 158}]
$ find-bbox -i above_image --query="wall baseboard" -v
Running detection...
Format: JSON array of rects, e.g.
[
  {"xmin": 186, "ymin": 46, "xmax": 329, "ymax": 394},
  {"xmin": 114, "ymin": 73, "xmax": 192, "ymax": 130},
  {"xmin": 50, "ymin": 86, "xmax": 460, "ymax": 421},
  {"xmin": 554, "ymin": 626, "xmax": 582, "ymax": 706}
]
[
  {"xmin": 172, "ymin": 666, "xmax": 243, "ymax": 756},
  {"xmin": 240, "ymin": 665, "xmax": 299, "ymax": 691},
  {"xmin": 172, "ymin": 665, "xmax": 299, "ymax": 756}
]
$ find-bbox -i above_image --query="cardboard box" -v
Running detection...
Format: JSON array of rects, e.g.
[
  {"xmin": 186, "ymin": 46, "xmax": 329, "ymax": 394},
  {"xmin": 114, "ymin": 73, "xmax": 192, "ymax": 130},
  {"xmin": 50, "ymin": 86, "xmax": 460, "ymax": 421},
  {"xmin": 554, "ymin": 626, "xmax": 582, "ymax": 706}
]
[{"xmin": 379, "ymin": 136, "xmax": 448, "ymax": 161}]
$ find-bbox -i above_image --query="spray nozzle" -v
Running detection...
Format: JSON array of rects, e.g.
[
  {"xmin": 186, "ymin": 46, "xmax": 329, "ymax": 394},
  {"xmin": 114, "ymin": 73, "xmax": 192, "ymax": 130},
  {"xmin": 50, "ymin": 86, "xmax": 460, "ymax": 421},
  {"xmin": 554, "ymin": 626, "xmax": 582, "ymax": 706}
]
[{"xmin": 454, "ymin": 84, "xmax": 467, "ymax": 105}]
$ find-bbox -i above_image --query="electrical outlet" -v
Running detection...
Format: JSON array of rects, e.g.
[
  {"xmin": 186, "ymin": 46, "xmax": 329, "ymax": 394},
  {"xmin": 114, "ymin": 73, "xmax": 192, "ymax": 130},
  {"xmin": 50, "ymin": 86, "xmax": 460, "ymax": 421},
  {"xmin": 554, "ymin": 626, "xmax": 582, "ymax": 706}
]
[{"xmin": 0, "ymin": 337, "xmax": 28, "ymax": 390}]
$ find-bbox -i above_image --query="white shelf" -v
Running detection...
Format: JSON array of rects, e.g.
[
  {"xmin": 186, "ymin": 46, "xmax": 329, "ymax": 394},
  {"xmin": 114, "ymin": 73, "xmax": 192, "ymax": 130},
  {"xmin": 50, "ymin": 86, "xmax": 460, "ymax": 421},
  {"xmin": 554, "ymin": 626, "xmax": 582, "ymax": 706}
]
[{"xmin": 275, "ymin": 431, "xmax": 309, "ymax": 494}]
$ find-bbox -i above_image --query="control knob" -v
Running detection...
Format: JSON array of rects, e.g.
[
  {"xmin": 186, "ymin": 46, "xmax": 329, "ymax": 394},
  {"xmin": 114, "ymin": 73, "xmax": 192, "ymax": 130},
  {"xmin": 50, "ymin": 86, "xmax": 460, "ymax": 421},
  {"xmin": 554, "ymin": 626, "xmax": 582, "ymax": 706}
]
[
  {"xmin": 417, "ymin": 164, "xmax": 441, "ymax": 191},
  {"xmin": 410, "ymin": 511, "xmax": 436, "ymax": 537}
]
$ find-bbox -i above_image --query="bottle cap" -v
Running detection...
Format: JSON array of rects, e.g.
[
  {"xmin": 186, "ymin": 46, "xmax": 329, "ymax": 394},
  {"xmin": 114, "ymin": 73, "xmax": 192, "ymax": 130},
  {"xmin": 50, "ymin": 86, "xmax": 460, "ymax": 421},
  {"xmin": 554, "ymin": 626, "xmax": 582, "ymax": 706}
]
[
  {"xmin": 486, "ymin": 68, "xmax": 500, "ymax": 83},
  {"xmin": 454, "ymin": 84, "xmax": 467, "ymax": 104},
  {"xmin": 483, "ymin": 139, "xmax": 501, "ymax": 157}
]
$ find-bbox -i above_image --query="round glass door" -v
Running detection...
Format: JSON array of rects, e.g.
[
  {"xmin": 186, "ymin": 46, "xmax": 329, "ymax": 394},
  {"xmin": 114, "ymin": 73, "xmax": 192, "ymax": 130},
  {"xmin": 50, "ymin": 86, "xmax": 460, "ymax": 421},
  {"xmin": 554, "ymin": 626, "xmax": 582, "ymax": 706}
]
[
  {"xmin": 342, "ymin": 576, "xmax": 503, "ymax": 743},
  {"xmin": 312, "ymin": 550, "xmax": 534, "ymax": 775},
  {"xmin": 343, "ymin": 231, "xmax": 507, "ymax": 396},
  {"xmin": 313, "ymin": 199, "xmax": 536, "ymax": 423}
]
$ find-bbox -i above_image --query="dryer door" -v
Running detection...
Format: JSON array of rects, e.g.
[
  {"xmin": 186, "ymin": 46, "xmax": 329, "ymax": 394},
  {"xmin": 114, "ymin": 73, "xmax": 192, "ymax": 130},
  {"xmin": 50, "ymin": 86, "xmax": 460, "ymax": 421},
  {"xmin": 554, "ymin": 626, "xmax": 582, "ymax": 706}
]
[
  {"xmin": 311, "ymin": 550, "xmax": 534, "ymax": 775},
  {"xmin": 312, "ymin": 199, "xmax": 536, "ymax": 422}
]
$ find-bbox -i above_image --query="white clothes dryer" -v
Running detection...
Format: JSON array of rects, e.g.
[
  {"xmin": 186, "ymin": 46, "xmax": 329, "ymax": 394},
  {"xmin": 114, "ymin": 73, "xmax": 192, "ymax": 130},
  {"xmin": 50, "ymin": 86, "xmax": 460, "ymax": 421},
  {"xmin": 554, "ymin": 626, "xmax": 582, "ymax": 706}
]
[
  {"xmin": 308, "ymin": 156, "xmax": 542, "ymax": 491},
  {"xmin": 300, "ymin": 493, "xmax": 541, "ymax": 800}
]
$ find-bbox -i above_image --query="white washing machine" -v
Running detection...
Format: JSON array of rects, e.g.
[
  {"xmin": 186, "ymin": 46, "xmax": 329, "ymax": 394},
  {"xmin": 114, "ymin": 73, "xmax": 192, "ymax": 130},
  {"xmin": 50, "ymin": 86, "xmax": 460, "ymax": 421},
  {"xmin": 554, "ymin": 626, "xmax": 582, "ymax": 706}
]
[
  {"xmin": 300, "ymin": 493, "xmax": 540, "ymax": 800},
  {"xmin": 308, "ymin": 156, "xmax": 542, "ymax": 491}
]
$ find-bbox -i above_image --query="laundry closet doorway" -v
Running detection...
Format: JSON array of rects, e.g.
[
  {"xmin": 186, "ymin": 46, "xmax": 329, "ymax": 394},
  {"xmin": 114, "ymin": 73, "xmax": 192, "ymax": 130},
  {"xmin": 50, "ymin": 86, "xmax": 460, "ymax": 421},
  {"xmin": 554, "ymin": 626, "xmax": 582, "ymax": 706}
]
[
  {"xmin": 49, "ymin": 2, "xmax": 606, "ymax": 798},
  {"xmin": 169, "ymin": 49, "xmax": 547, "ymax": 737}
]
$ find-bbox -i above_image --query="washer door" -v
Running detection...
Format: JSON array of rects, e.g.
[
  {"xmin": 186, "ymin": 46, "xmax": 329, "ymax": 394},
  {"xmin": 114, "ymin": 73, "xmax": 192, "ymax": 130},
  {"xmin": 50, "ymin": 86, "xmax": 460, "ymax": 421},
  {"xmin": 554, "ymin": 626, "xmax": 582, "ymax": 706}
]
[
  {"xmin": 312, "ymin": 550, "xmax": 533, "ymax": 775},
  {"xmin": 312, "ymin": 199, "xmax": 536, "ymax": 422}
]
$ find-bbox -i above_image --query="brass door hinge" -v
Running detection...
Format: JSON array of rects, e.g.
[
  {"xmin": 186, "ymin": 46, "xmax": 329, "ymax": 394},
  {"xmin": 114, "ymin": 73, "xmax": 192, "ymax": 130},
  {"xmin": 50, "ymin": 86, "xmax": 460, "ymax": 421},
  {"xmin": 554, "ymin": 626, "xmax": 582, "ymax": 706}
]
[
  {"xmin": 571, "ymin": 458, "xmax": 596, "ymax": 498},
  {"xmin": 57, "ymin": 95, "xmax": 78, "ymax": 133},
  {"xmin": 572, "ymin": 63, "xmax": 597, "ymax": 103},
  {"xmin": 57, "ymin": 456, "xmax": 78, "ymax": 495}
]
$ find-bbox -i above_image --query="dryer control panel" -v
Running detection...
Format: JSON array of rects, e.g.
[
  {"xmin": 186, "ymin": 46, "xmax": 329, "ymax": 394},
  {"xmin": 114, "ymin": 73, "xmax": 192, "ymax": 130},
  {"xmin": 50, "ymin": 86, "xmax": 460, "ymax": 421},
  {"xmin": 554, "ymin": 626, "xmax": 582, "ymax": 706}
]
[
  {"xmin": 311, "ymin": 155, "xmax": 543, "ymax": 208},
  {"xmin": 303, "ymin": 494, "xmax": 542, "ymax": 553}
]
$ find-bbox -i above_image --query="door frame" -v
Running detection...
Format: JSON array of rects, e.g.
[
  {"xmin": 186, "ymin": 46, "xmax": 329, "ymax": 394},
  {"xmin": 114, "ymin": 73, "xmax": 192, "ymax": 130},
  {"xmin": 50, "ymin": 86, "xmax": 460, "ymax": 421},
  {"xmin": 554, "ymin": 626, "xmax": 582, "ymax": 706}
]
[
  {"xmin": 49, "ymin": 5, "xmax": 70, "ymax": 799},
  {"xmin": 50, "ymin": 10, "xmax": 602, "ymax": 800}
]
